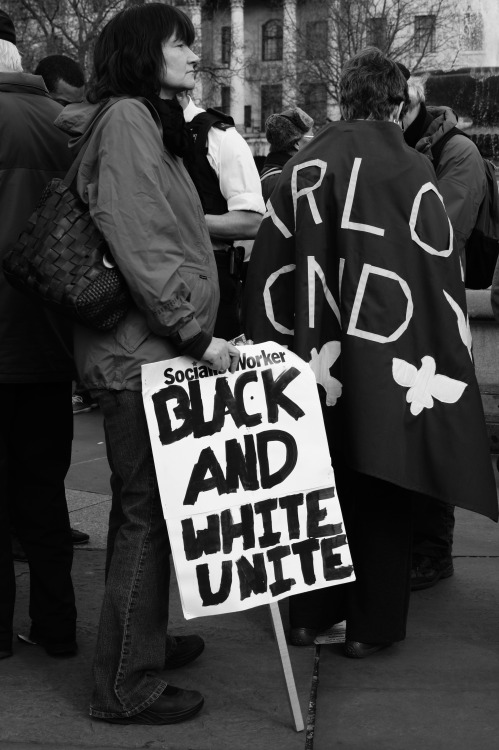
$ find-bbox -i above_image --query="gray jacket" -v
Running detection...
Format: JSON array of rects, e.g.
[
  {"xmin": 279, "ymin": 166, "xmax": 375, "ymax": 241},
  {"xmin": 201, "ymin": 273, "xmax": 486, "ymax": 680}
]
[{"xmin": 55, "ymin": 97, "xmax": 219, "ymax": 391}]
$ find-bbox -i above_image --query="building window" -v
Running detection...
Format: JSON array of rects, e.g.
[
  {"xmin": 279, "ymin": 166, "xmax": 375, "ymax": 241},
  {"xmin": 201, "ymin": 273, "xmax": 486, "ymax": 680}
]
[
  {"xmin": 414, "ymin": 15, "xmax": 436, "ymax": 54},
  {"xmin": 221, "ymin": 26, "xmax": 231, "ymax": 64},
  {"xmin": 244, "ymin": 105, "xmax": 252, "ymax": 130},
  {"xmin": 303, "ymin": 83, "xmax": 327, "ymax": 128},
  {"xmin": 262, "ymin": 20, "xmax": 283, "ymax": 61},
  {"xmin": 261, "ymin": 84, "xmax": 282, "ymax": 131},
  {"xmin": 462, "ymin": 11, "xmax": 483, "ymax": 51},
  {"xmin": 221, "ymin": 86, "xmax": 231, "ymax": 115},
  {"xmin": 366, "ymin": 16, "xmax": 387, "ymax": 50},
  {"xmin": 306, "ymin": 21, "xmax": 328, "ymax": 60}
]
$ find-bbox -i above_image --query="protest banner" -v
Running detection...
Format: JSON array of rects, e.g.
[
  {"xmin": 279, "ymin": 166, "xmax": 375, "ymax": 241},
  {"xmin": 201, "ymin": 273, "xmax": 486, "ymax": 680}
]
[{"xmin": 142, "ymin": 341, "xmax": 354, "ymax": 620}]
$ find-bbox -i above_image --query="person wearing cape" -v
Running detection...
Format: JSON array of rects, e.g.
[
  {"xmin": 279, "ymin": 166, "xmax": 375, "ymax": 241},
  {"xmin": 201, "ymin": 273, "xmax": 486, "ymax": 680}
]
[{"xmin": 243, "ymin": 48, "xmax": 498, "ymax": 659}]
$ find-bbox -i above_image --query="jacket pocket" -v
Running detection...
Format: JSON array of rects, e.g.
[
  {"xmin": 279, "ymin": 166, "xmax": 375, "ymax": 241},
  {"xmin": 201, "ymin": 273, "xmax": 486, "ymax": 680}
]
[
  {"xmin": 113, "ymin": 309, "xmax": 151, "ymax": 354},
  {"xmin": 181, "ymin": 269, "xmax": 219, "ymax": 335}
]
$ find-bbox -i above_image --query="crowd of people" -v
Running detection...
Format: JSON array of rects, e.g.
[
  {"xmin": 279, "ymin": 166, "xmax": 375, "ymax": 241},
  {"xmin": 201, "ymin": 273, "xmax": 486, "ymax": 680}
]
[{"xmin": 0, "ymin": 0, "xmax": 497, "ymax": 728}]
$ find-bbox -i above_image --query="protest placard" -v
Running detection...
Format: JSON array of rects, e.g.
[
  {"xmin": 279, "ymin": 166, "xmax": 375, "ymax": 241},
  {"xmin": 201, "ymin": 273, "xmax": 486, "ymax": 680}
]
[{"xmin": 142, "ymin": 341, "xmax": 354, "ymax": 620}]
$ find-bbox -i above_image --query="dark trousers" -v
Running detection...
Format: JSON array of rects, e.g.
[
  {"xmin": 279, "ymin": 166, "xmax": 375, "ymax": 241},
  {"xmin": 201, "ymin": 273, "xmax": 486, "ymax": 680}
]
[
  {"xmin": 412, "ymin": 498, "xmax": 455, "ymax": 560},
  {"xmin": 213, "ymin": 253, "xmax": 242, "ymax": 341},
  {"xmin": 289, "ymin": 466, "xmax": 415, "ymax": 643},
  {"xmin": 0, "ymin": 382, "xmax": 76, "ymax": 651}
]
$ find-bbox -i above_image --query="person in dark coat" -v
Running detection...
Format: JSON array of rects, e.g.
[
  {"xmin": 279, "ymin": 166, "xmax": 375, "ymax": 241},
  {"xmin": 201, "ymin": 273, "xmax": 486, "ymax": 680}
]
[
  {"xmin": 0, "ymin": 9, "xmax": 77, "ymax": 659},
  {"xmin": 244, "ymin": 47, "xmax": 497, "ymax": 658},
  {"xmin": 401, "ymin": 74, "xmax": 487, "ymax": 591},
  {"xmin": 260, "ymin": 106, "xmax": 314, "ymax": 204}
]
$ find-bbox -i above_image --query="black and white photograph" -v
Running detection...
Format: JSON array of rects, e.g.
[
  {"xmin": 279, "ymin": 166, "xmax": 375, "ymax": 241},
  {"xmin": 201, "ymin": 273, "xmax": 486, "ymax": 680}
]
[{"xmin": 1, "ymin": 1, "xmax": 499, "ymax": 748}]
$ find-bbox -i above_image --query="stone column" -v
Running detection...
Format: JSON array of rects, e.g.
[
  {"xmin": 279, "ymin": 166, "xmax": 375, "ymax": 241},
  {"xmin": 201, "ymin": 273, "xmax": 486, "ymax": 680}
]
[
  {"xmin": 185, "ymin": 0, "xmax": 203, "ymax": 103},
  {"xmin": 230, "ymin": 0, "xmax": 245, "ymax": 130},
  {"xmin": 282, "ymin": 0, "xmax": 297, "ymax": 108}
]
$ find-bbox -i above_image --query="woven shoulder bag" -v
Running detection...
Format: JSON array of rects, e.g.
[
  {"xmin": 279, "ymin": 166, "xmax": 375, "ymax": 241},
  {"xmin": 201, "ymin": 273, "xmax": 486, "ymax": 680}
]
[{"xmin": 2, "ymin": 97, "xmax": 160, "ymax": 332}]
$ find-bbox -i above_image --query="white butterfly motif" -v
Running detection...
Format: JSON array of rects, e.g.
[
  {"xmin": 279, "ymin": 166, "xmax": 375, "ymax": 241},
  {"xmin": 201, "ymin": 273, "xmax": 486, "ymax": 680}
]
[
  {"xmin": 310, "ymin": 341, "xmax": 343, "ymax": 406},
  {"xmin": 392, "ymin": 356, "xmax": 467, "ymax": 416}
]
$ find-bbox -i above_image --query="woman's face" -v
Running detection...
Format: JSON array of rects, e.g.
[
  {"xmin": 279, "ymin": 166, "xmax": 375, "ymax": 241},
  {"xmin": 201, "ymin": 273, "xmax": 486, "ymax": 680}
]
[{"xmin": 160, "ymin": 34, "xmax": 199, "ymax": 99}]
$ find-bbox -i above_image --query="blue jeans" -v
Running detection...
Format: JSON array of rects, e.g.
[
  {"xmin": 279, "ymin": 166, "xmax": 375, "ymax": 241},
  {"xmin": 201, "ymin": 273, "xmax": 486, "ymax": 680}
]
[{"xmin": 89, "ymin": 389, "xmax": 175, "ymax": 719}]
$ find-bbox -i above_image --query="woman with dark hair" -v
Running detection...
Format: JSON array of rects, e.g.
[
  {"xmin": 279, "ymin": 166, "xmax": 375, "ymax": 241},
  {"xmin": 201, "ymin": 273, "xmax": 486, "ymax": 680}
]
[
  {"xmin": 56, "ymin": 3, "xmax": 239, "ymax": 724},
  {"xmin": 244, "ymin": 47, "xmax": 497, "ymax": 657}
]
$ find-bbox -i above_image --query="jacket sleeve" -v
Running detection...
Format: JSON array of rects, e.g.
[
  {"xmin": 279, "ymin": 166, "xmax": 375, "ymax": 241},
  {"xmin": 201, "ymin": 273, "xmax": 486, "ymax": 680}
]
[
  {"xmin": 84, "ymin": 99, "xmax": 204, "ymax": 342},
  {"xmin": 436, "ymin": 135, "xmax": 486, "ymax": 261}
]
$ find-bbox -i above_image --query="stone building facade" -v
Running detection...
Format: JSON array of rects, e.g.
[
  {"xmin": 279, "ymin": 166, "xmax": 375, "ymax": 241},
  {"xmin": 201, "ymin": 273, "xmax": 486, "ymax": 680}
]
[{"xmin": 178, "ymin": 0, "xmax": 498, "ymax": 156}]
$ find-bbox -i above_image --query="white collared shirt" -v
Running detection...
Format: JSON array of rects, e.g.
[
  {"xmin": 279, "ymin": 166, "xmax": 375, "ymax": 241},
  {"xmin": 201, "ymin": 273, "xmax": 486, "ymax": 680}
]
[{"xmin": 183, "ymin": 97, "xmax": 265, "ymax": 215}]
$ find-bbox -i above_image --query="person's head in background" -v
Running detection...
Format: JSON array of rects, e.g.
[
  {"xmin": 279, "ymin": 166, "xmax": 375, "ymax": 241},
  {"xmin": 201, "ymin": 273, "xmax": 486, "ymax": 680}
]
[
  {"xmin": 0, "ymin": 9, "xmax": 22, "ymax": 73},
  {"xmin": 265, "ymin": 106, "xmax": 314, "ymax": 154},
  {"xmin": 339, "ymin": 47, "xmax": 409, "ymax": 125},
  {"xmin": 34, "ymin": 54, "xmax": 85, "ymax": 106},
  {"xmin": 401, "ymin": 75, "xmax": 427, "ymax": 131}
]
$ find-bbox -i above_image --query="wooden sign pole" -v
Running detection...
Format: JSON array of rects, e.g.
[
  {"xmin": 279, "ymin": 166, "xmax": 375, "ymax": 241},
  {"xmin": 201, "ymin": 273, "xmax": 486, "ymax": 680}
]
[{"xmin": 268, "ymin": 602, "xmax": 305, "ymax": 733}]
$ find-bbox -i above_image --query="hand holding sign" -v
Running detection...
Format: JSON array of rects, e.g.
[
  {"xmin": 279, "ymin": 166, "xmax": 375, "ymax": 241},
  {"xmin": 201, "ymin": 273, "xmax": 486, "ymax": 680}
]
[{"xmin": 201, "ymin": 336, "xmax": 240, "ymax": 373}]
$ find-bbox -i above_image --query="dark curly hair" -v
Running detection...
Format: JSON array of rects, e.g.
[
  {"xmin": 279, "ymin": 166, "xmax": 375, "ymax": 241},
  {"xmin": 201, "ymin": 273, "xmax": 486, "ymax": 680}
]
[
  {"xmin": 87, "ymin": 2, "xmax": 194, "ymax": 103},
  {"xmin": 34, "ymin": 55, "xmax": 85, "ymax": 91},
  {"xmin": 339, "ymin": 47, "xmax": 409, "ymax": 122}
]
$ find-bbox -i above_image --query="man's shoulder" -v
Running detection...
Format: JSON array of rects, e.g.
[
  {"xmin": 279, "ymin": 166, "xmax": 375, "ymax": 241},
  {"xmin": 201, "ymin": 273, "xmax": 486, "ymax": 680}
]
[
  {"xmin": 440, "ymin": 130, "xmax": 485, "ymax": 174},
  {"xmin": 442, "ymin": 131, "xmax": 480, "ymax": 157}
]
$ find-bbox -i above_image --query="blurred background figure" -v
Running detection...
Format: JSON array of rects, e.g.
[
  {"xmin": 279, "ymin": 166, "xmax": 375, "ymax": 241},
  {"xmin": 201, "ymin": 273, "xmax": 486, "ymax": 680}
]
[
  {"xmin": 33, "ymin": 55, "xmax": 96, "ymax": 423},
  {"xmin": 401, "ymin": 72, "xmax": 487, "ymax": 591},
  {"xmin": 260, "ymin": 106, "xmax": 314, "ymax": 203},
  {"xmin": 34, "ymin": 54, "xmax": 84, "ymax": 106},
  {"xmin": 0, "ymin": 9, "xmax": 77, "ymax": 659}
]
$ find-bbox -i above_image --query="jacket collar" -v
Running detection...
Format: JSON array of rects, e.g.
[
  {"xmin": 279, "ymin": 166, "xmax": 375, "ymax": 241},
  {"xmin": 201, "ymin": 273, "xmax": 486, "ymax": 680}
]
[
  {"xmin": 0, "ymin": 72, "xmax": 50, "ymax": 96},
  {"xmin": 405, "ymin": 102, "xmax": 458, "ymax": 161},
  {"xmin": 263, "ymin": 150, "xmax": 293, "ymax": 169}
]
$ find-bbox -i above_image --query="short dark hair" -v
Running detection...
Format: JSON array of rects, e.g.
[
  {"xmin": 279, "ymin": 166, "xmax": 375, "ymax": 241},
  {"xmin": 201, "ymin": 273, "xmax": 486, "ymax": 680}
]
[
  {"xmin": 87, "ymin": 2, "xmax": 194, "ymax": 103},
  {"xmin": 339, "ymin": 47, "xmax": 409, "ymax": 122},
  {"xmin": 34, "ymin": 54, "xmax": 85, "ymax": 92}
]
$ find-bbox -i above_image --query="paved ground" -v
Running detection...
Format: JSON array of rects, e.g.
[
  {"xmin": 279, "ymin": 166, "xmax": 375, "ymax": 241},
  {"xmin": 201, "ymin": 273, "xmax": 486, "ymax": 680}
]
[{"xmin": 2, "ymin": 408, "xmax": 499, "ymax": 749}]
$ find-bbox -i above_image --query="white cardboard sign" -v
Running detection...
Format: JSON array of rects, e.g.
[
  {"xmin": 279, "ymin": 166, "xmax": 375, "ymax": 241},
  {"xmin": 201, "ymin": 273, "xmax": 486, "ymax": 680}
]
[{"xmin": 142, "ymin": 342, "xmax": 354, "ymax": 619}]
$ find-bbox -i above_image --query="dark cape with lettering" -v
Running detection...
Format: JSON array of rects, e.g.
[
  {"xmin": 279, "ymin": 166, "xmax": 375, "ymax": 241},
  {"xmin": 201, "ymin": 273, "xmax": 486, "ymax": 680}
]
[{"xmin": 244, "ymin": 120, "xmax": 498, "ymax": 520}]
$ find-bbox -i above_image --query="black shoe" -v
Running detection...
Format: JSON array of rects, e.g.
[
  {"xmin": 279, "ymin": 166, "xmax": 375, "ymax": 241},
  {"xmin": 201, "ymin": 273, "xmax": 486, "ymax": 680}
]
[
  {"xmin": 344, "ymin": 640, "xmax": 392, "ymax": 659},
  {"xmin": 93, "ymin": 685, "xmax": 204, "ymax": 725},
  {"xmin": 411, "ymin": 555, "xmax": 454, "ymax": 591},
  {"xmin": 289, "ymin": 627, "xmax": 320, "ymax": 646},
  {"xmin": 164, "ymin": 635, "xmax": 204, "ymax": 669},
  {"xmin": 71, "ymin": 527, "xmax": 90, "ymax": 545},
  {"xmin": 17, "ymin": 632, "xmax": 77, "ymax": 657},
  {"xmin": 0, "ymin": 649, "xmax": 12, "ymax": 660}
]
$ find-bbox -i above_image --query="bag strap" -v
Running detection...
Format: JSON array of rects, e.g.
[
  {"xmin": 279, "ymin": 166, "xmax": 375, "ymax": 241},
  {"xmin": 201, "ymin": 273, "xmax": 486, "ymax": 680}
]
[
  {"xmin": 431, "ymin": 126, "xmax": 469, "ymax": 170},
  {"xmin": 62, "ymin": 96, "xmax": 162, "ymax": 189}
]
